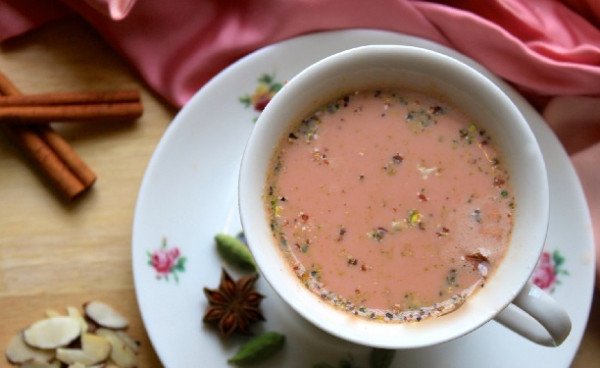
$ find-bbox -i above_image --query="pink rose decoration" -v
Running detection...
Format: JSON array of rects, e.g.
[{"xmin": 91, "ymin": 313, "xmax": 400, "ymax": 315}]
[
  {"xmin": 148, "ymin": 238, "xmax": 187, "ymax": 283},
  {"xmin": 168, "ymin": 247, "xmax": 180, "ymax": 261},
  {"xmin": 239, "ymin": 74, "xmax": 283, "ymax": 118},
  {"xmin": 532, "ymin": 252, "xmax": 557, "ymax": 290},
  {"xmin": 151, "ymin": 248, "xmax": 176, "ymax": 275}
]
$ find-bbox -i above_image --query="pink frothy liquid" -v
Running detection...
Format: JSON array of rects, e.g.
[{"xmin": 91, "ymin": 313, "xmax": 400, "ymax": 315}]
[{"xmin": 266, "ymin": 90, "xmax": 513, "ymax": 322}]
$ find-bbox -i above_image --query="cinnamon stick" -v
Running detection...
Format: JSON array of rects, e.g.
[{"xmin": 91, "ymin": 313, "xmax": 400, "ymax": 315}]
[
  {"xmin": 37, "ymin": 126, "xmax": 97, "ymax": 187},
  {"xmin": 0, "ymin": 102, "xmax": 143, "ymax": 123},
  {"xmin": 4, "ymin": 126, "xmax": 86, "ymax": 198},
  {"xmin": 0, "ymin": 89, "xmax": 140, "ymax": 106},
  {"xmin": 0, "ymin": 71, "xmax": 95, "ymax": 199}
]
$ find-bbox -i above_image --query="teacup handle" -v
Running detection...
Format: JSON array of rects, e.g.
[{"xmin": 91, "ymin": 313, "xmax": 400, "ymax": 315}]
[{"xmin": 493, "ymin": 281, "xmax": 571, "ymax": 346}]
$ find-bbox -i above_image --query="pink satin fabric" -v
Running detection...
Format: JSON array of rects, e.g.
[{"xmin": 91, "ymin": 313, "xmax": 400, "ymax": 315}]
[
  {"xmin": 1, "ymin": 0, "xmax": 599, "ymax": 279},
  {"xmin": 83, "ymin": 0, "xmax": 136, "ymax": 20},
  {"xmin": 0, "ymin": 0, "xmax": 69, "ymax": 40}
]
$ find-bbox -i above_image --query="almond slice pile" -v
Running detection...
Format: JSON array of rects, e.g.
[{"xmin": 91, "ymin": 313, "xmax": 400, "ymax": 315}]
[{"xmin": 5, "ymin": 301, "xmax": 140, "ymax": 368}]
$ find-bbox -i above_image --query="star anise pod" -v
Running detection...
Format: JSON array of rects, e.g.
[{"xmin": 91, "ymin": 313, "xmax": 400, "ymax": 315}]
[{"xmin": 203, "ymin": 268, "xmax": 265, "ymax": 338}]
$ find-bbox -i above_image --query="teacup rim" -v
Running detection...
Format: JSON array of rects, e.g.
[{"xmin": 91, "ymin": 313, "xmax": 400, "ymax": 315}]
[{"xmin": 239, "ymin": 45, "xmax": 549, "ymax": 348}]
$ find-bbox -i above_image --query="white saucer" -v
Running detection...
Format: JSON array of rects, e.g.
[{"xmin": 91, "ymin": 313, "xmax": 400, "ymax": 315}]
[{"xmin": 132, "ymin": 30, "xmax": 595, "ymax": 368}]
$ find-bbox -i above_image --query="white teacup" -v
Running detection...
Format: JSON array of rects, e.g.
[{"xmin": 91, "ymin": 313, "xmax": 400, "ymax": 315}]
[{"xmin": 238, "ymin": 45, "xmax": 571, "ymax": 348}]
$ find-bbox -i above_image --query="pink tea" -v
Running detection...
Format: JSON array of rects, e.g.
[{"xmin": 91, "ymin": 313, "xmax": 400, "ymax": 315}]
[{"xmin": 265, "ymin": 90, "xmax": 514, "ymax": 322}]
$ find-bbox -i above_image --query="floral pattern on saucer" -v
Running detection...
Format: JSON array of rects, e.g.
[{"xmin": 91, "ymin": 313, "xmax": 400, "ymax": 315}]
[
  {"xmin": 148, "ymin": 238, "xmax": 187, "ymax": 283},
  {"xmin": 239, "ymin": 73, "xmax": 283, "ymax": 120},
  {"xmin": 531, "ymin": 249, "xmax": 568, "ymax": 292}
]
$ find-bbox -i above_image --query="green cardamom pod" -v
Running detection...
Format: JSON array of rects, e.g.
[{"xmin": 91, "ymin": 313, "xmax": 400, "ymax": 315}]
[
  {"xmin": 215, "ymin": 233, "xmax": 257, "ymax": 272},
  {"xmin": 228, "ymin": 331, "xmax": 285, "ymax": 365},
  {"xmin": 369, "ymin": 348, "xmax": 396, "ymax": 368}
]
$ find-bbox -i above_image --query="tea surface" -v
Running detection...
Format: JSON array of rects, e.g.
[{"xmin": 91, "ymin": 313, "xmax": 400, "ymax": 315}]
[{"xmin": 265, "ymin": 90, "xmax": 514, "ymax": 322}]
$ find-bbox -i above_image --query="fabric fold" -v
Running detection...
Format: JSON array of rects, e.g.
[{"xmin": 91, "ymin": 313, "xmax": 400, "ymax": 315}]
[{"xmin": 83, "ymin": 0, "xmax": 137, "ymax": 20}]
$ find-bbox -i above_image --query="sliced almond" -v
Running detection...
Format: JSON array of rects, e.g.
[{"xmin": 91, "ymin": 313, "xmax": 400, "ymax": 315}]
[
  {"xmin": 96, "ymin": 328, "xmax": 138, "ymax": 368},
  {"xmin": 67, "ymin": 363, "xmax": 86, "ymax": 368},
  {"xmin": 56, "ymin": 333, "xmax": 111, "ymax": 366},
  {"xmin": 45, "ymin": 309, "xmax": 62, "ymax": 318},
  {"xmin": 115, "ymin": 331, "xmax": 140, "ymax": 353},
  {"xmin": 56, "ymin": 349, "xmax": 92, "ymax": 365},
  {"xmin": 20, "ymin": 361, "xmax": 61, "ymax": 368},
  {"xmin": 5, "ymin": 333, "xmax": 54, "ymax": 364},
  {"xmin": 9, "ymin": 302, "xmax": 139, "ymax": 368},
  {"xmin": 67, "ymin": 306, "xmax": 89, "ymax": 334},
  {"xmin": 66, "ymin": 363, "xmax": 105, "ymax": 368},
  {"xmin": 84, "ymin": 301, "xmax": 129, "ymax": 329},
  {"xmin": 23, "ymin": 317, "xmax": 81, "ymax": 350}
]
